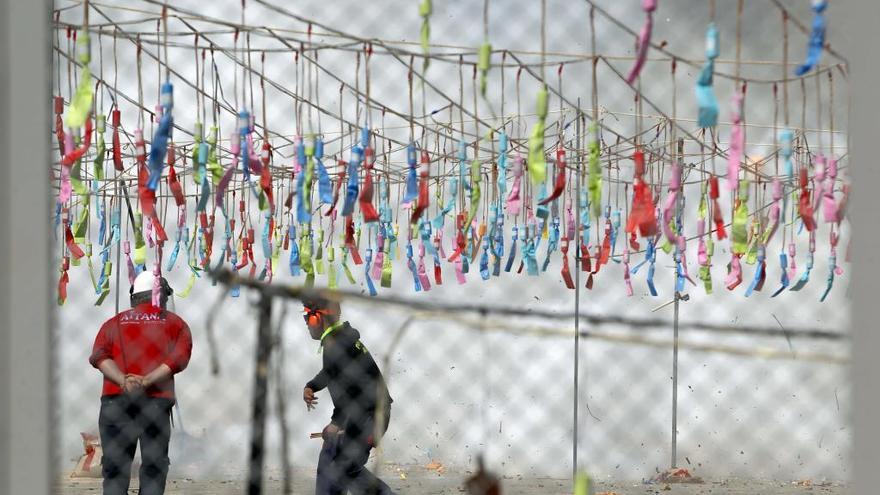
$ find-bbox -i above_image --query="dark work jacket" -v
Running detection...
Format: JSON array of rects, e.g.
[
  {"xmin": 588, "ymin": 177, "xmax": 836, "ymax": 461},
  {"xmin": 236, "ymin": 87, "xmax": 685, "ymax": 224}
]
[{"xmin": 306, "ymin": 322, "xmax": 392, "ymax": 430}]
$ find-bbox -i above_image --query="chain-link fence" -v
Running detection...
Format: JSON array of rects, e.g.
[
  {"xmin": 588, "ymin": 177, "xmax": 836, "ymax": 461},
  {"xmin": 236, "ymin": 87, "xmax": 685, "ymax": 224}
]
[{"xmin": 53, "ymin": 0, "xmax": 850, "ymax": 493}]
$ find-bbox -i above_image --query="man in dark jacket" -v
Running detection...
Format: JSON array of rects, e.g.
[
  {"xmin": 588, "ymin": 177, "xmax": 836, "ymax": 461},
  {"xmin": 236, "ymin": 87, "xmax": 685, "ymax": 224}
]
[{"xmin": 301, "ymin": 296, "xmax": 395, "ymax": 495}]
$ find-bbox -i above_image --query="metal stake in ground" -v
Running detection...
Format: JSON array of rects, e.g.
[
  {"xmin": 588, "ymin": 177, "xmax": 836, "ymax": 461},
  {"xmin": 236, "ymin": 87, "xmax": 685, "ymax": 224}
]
[
  {"xmin": 653, "ymin": 290, "xmax": 689, "ymax": 470},
  {"xmin": 671, "ymin": 290, "xmax": 681, "ymax": 469},
  {"xmin": 247, "ymin": 291, "xmax": 275, "ymax": 495}
]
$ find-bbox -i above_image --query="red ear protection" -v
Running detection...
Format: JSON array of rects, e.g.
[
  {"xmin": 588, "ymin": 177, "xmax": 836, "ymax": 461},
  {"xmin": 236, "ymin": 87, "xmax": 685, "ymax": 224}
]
[
  {"xmin": 303, "ymin": 307, "xmax": 329, "ymax": 326},
  {"xmin": 306, "ymin": 312, "xmax": 323, "ymax": 327}
]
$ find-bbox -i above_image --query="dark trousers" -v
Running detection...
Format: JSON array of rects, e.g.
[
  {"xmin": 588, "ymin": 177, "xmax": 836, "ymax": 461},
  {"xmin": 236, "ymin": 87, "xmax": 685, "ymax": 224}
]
[
  {"xmin": 98, "ymin": 395, "xmax": 174, "ymax": 495},
  {"xmin": 316, "ymin": 409, "xmax": 396, "ymax": 495}
]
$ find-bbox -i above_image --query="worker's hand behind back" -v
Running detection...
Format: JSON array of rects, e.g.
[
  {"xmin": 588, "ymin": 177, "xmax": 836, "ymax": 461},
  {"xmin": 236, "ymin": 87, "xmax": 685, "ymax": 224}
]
[
  {"xmin": 303, "ymin": 387, "xmax": 318, "ymax": 411},
  {"xmin": 124, "ymin": 374, "xmax": 145, "ymax": 396}
]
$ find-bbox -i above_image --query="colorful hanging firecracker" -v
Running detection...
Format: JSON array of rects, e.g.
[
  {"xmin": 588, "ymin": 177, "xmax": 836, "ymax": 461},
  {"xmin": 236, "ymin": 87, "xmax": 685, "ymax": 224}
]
[
  {"xmin": 764, "ymin": 179, "xmax": 784, "ymax": 245},
  {"xmin": 167, "ymin": 145, "xmax": 185, "ymax": 207},
  {"xmin": 54, "ymin": 96, "xmax": 65, "ymax": 161},
  {"xmin": 820, "ymin": 156, "xmax": 838, "ymax": 223},
  {"xmin": 798, "ymin": 166, "xmax": 817, "ymax": 232},
  {"xmin": 661, "ymin": 158, "xmax": 682, "ymax": 245},
  {"xmin": 404, "ymin": 142, "xmax": 419, "ymax": 206},
  {"xmin": 708, "ymin": 176, "xmax": 726, "ymax": 239},
  {"xmin": 359, "ymin": 134, "xmax": 380, "ymax": 223},
  {"xmin": 146, "ymin": 81, "xmax": 173, "ymax": 191},
  {"xmin": 795, "ymin": 0, "xmax": 828, "ymax": 76},
  {"xmin": 92, "ymin": 115, "xmax": 106, "ymax": 184},
  {"xmin": 419, "ymin": 0, "xmax": 432, "ymax": 71},
  {"xmin": 626, "ymin": 147, "xmax": 658, "ymax": 238},
  {"xmin": 295, "ymin": 135, "xmax": 312, "ymax": 224},
  {"xmin": 587, "ymin": 125, "xmax": 602, "ymax": 219},
  {"xmin": 506, "ymin": 155, "xmax": 523, "ymax": 215},
  {"xmin": 135, "ymin": 128, "xmax": 167, "ymax": 244},
  {"xmin": 820, "ymin": 230, "xmax": 842, "ymax": 302},
  {"xmin": 467, "ymin": 156, "xmax": 482, "ymax": 228},
  {"xmin": 315, "ymin": 137, "xmax": 332, "ymax": 205},
  {"xmin": 731, "ymin": 180, "xmax": 750, "ymax": 255},
  {"xmin": 695, "ymin": 22, "xmax": 720, "ymax": 128},
  {"xmin": 65, "ymin": 31, "xmax": 93, "ymax": 130},
  {"xmin": 697, "ymin": 182, "xmax": 714, "ymax": 294},
  {"xmin": 411, "ymin": 150, "xmax": 431, "ymax": 224},
  {"xmin": 791, "ymin": 231, "xmax": 815, "ymax": 292},
  {"xmin": 725, "ymin": 180, "xmax": 750, "ymax": 291},
  {"xmin": 744, "ymin": 244, "xmax": 767, "ymax": 297},
  {"xmin": 527, "ymin": 87, "xmax": 549, "ymax": 184},
  {"xmin": 727, "ymin": 91, "xmax": 744, "ymax": 190},
  {"xmin": 259, "ymin": 138, "xmax": 275, "ymax": 211},
  {"xmin": 341, "ymin": 134, "xmax": 363, "ymax": 218},
  {"xmin": 478, "ymin": 41, "xmax": 492, "ymax": 97},
  {"xmin": 626, "ymin": 0, "xmax": 657, "ymax": 84},
  {"xmin": 539, "ymin": 148, "xmax": 567, "ymax": 206}
]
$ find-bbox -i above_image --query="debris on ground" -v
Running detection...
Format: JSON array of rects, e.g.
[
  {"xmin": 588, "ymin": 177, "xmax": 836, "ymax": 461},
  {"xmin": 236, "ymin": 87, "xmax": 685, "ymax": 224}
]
[
  {"xmin": 397, "ymin": 468, "xmax": 407, "ymax": 480},
  {"xmin": 70, "ymin": 432, "xmax": 102, "ymax": 478},
  {"xmin": 647, "ymin": 467, "xmax": 704, "ymax": 484},
  {"xmin": 425, "ymin": 460, "xmax": 446, "ymax": 475},
  {"xmin": 793, "ymin": 478, "xmax": 833, "ymax": 487}
]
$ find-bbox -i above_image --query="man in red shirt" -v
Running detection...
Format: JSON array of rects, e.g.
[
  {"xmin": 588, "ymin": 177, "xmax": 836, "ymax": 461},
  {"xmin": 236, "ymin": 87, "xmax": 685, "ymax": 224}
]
[{"xmin": 89, "ymin": 271, "xmax": 193, "ymax": 495}]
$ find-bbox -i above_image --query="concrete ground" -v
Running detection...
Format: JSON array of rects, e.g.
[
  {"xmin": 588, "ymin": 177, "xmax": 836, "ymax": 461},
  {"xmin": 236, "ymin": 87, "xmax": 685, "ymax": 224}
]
[{"xmin": 57, "ymin": 466, "xmax": 848, "ymax": 495}]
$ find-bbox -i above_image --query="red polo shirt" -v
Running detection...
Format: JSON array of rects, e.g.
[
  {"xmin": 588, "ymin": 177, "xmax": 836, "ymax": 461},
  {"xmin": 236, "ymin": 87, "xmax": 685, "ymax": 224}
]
[{"xmin": 89, "ymin": 303, "xmax": 193, "ymax": 400}]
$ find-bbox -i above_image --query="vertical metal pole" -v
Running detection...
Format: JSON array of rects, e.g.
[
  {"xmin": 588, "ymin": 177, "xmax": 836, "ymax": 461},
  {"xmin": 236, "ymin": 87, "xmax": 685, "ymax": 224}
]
[
  {"xmin": 667, "ymin": 31, "xmax": 683, "ymax": 461},
  {"xmin": 273, "ymin": 304, "xmax": 293, "ymax": 495},
  {"xmin": 572, "ymin": 102, "xmax": 582, "ymax": 481},
  {"xmin": 670, "ymin": 136, "xmax": 685, "ymax": 470},
  {"xmin": 248, "ymin": 292, "xmax": 274, "ymax": 495},
  {"xmin": 114, "ymin": 182, "xmax": 122, "ymax": 316},
  {"xmin": 671, "ymin": 291, "xmax": 680, "ymax": 469}
]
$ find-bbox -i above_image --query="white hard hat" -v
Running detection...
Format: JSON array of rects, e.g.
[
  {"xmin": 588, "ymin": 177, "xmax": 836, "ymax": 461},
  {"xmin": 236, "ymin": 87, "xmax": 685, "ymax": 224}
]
[{"xmin": 132, "ymin": 270, "xmax": 156, "ymax": 294}]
